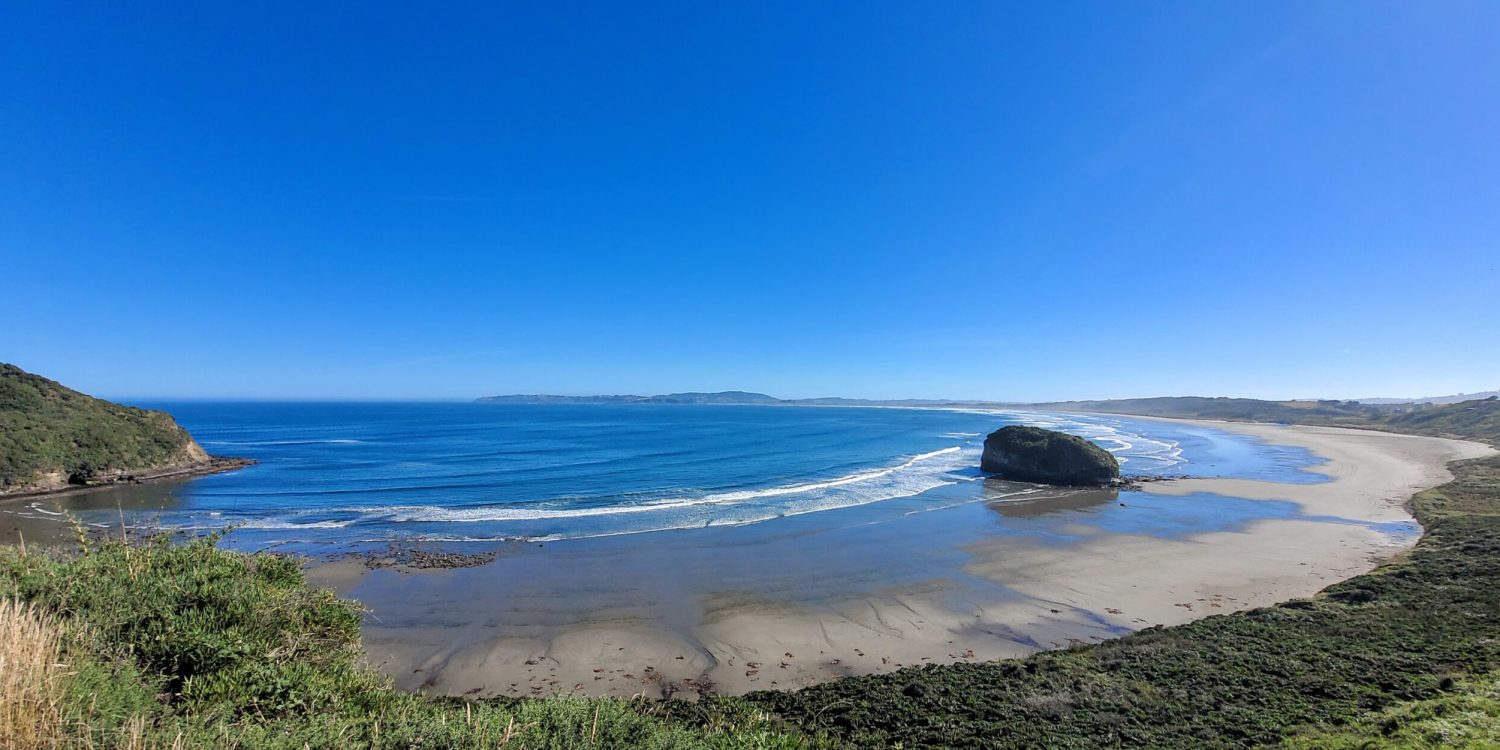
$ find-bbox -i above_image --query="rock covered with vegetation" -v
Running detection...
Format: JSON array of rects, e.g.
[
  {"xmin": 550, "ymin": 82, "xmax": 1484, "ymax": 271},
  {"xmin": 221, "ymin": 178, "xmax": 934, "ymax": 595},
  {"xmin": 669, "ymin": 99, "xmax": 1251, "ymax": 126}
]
[
  {"xmin": 979, "ymin": 425, "xmax": 1120, "ymax": 486},
  {"xmin": 0, "ymin": 363, "xmax": 213, "ymax": 495}
]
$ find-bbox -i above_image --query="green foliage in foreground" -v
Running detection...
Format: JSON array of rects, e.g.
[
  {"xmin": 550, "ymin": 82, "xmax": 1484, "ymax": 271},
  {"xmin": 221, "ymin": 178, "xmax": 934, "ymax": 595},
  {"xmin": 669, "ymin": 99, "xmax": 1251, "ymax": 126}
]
[
  {"xmin": 1281, "ymin": 672, "xmax": 1500, "ymax": 750},
  {"xmin": 726, "ymin": 401, "xmax": 1500, "ymax": 748},
  {"xmin": 0, "ymin": 363, "xmax": 200, "ymax": 491},
  {"xmin": 0, "ymin": 535, "xmax": 822, "ymax": 749}
]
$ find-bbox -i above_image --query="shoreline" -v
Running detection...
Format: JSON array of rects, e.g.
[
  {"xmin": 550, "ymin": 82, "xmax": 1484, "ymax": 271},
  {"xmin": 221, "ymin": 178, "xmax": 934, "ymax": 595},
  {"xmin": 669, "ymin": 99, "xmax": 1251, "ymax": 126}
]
[
  {"xmin": 0, "ymin": 456, "xmax": 254, "ymax": 546},
  {"xmin": 4, "ymin": 413, "xmax": 1490, "ymax": 701},
  {"xmin": 301, "ymin": 418, "xmax": 1494, "ymax": 700},
  {"xmin": 956, "ymin": 420, "xmax": 1491, "ymax": 643},
  {"xmin": 0, "ymin": 455, "xmax": 255, "ymax": 504}
]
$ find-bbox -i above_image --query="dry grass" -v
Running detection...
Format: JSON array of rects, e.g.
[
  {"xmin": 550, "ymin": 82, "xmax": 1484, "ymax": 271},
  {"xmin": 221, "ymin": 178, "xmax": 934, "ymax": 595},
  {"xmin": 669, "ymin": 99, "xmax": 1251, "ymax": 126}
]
[
  {"xmin": 0, "ymin": 597, "xmax": 68, "ymax": 750},
  {"xmin": 115, "ymin": 717, "xmax": 184, "ymax": 750}
]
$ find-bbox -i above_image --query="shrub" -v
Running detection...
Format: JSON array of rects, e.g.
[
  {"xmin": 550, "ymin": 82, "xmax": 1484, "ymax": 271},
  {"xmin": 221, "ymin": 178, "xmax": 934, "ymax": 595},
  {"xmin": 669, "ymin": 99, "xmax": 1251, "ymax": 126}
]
[{"xmin": 0, "ymin": 535, "xmax": 824, "ymax": 749}]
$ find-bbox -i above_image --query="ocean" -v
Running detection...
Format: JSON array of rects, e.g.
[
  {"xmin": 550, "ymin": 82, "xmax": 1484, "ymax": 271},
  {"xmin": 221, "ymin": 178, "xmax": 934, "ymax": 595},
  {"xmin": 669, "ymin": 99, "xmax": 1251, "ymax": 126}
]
[
  {"xmin": 45, "ymin": 402, "xmax": 1331, "ymax": 551},
  {"xmin": 20, "ymin": 400, "xmax": 1437, "ymax": 699}
]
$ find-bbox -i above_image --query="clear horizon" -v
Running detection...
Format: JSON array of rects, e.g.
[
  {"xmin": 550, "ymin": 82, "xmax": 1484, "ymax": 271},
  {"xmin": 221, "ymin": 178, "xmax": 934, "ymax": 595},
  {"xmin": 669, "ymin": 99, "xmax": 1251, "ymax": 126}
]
[
  {"xmin": 4, "ymin": 3, "xmax": 1498, "ymax": 401},
  {"xmin": 92, "ymin": 387, "xmax": 1500, "ymax": 406}
]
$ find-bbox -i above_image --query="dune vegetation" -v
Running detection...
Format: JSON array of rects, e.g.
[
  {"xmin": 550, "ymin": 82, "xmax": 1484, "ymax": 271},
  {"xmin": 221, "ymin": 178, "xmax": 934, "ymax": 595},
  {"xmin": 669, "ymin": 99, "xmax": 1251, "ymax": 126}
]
[
  {"xmin": 0, "ymin": 530, "xmax": 824, "ymax": 749},
  {"xmin": 1280, "ymin": 672, "xmax": 1500, "ymax": 750}
]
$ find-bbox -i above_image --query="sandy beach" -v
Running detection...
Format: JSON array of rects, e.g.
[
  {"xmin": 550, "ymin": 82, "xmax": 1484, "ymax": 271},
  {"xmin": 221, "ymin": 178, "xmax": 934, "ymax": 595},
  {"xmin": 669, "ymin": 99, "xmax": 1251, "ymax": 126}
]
[
  {"xmin": 961, "ymin": 420, "xmax": 1495, "ymax": 641},
  {"xmin": 0, "ymin": 458, "xmax": 254, "ymax": 548},
  {"xmin": 295, "ymin": 418, "xmax": 1494, "ymax": 699}
]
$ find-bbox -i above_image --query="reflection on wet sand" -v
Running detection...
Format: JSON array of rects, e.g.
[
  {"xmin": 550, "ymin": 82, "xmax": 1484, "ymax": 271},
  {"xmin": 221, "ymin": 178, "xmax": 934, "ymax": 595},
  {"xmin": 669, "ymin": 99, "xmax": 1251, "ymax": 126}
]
[{"xmin": 982, "ymin": 478, "xmax": 1119, "ymax": 518}]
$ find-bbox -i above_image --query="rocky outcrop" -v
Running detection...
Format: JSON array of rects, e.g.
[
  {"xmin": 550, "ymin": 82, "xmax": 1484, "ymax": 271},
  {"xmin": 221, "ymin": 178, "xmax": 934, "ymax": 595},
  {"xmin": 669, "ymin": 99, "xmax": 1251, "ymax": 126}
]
[
  {"xmin": 980, "ymin": 425, "xmax": 1120, "ymax": 486},
  {"xmin": 0, "ymin": 363, "xmax": 248, "ymax": 497}
]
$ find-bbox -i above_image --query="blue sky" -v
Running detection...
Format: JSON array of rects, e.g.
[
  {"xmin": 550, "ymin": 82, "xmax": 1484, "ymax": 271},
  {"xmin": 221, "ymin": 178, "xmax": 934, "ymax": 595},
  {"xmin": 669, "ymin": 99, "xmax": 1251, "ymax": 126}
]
[{"xmin": 3, "ymin": 2, "xmax": 1497, "ymax": 401}]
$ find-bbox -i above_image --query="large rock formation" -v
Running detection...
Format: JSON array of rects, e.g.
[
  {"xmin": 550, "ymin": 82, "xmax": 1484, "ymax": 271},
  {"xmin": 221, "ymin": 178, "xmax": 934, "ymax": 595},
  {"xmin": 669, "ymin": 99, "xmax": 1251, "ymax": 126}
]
[{"xmin": 980, "ymin": 425, "xmax": 1120, "ymax": 486}]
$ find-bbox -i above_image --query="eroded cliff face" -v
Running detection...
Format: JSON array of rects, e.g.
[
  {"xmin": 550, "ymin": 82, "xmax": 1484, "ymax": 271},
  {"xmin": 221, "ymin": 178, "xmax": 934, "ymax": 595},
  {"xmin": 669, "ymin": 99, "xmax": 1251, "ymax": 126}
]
[
  {"xmin": 5, "ymin": 432, "xmax": 215, "ymax": 496},
  {"xmin": 980, "ymin": 425, "xmax": 1120, "ymax": 486},
  {"xmin": 1, "ymin": 363, "xmax": 228, "ymax": 496}
]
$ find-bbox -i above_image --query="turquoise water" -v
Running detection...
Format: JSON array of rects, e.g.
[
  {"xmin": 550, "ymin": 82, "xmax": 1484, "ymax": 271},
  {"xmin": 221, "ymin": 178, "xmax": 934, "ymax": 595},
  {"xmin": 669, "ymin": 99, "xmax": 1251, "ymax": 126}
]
[{"xmin": 57, "ymin": 402, "xmax": 1332, "ymax": 550}]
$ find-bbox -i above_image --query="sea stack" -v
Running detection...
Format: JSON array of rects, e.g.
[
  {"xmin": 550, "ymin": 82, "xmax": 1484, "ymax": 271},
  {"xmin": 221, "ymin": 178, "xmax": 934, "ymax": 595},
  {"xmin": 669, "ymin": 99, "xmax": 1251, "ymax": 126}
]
[{"xmin": 980, "ymin": 425, "xmax": 1120, "ymax": 486}]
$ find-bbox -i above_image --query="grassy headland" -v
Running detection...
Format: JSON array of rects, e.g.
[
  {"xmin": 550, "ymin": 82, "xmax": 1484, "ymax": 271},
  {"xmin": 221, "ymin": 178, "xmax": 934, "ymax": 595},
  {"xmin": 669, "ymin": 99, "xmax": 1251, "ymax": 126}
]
[{"xmin": 0, "ymin": 364, "xmax": 237, "ymax": 496}]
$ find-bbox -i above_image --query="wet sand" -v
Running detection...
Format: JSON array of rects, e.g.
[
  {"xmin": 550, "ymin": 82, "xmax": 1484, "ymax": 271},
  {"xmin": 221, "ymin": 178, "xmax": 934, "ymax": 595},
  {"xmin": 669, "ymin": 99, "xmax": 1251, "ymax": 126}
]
[
  {"xmin": 301, "ymin": 419, "xmax": 1494, "ymax": 699},
  {"xmin": 0, "ymin": 457, "xmax": 253, "ymax": 547},
  {"xmin": 0, "ymin": 509, "xmax": 80, "ymax": 548}
]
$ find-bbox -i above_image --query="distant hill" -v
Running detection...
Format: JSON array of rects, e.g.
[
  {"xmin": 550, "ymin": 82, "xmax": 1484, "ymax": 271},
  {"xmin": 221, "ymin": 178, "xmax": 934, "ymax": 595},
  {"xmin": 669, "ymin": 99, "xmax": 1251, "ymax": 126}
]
[
  {"xmin": 478, "ymin": 391, "xmax": 783, "ymax": 405},
  {"xmin": 1023, "ymin": 394, "xmax": 1500, "ymax": 438},
  {"xmin": 1355, "ymin": 390, "xmax": 1500, "ymax": 405},
  {"xmin": 647, "ymin": 391, "xmax": 782, "ymax": 404},
  {"xmin": 474, "ymin": 390, "xmax": 1500, "ymax": 433},
  {"xmin": 1023, "ymin": 396, "xmax": 1386, "ymax": 424},
  {"xmin": 1380, "ymin": 395, "xmax": 1500, "ymax": 439},
  {"xmin": 786, "ymin": 396, "xmax": 984, "ymax": 407},
  {"xmin": 475, "ymin": 394, "xmax": 649, "ymax": 405},
  {"xmin": 474, "ymin": 391, "xmax": 1419, "ymax": 420},
  {"xmin": 0, "ymin": 363, "xmax": 221, "ymax": 495},
  {"xmin": 477, "ymin": 391, "xmax": 1006, "ymax": 407}
]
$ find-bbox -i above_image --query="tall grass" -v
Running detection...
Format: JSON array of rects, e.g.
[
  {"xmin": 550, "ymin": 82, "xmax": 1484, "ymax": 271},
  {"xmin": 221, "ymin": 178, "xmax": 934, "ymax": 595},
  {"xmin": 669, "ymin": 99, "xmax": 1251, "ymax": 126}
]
[
  {"xmin": 0, "ymin": 535, "xmax": 823, "ymax": 749},
  {"xmin": 0, "ymin": 598, "xmax": 68, "ymax": 750}
]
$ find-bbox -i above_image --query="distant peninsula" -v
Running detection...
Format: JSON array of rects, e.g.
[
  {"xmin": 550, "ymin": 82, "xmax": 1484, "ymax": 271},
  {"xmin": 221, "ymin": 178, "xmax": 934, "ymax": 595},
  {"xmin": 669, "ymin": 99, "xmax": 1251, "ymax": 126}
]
[
  {"xmin": 477, "ymin": 391, "xmax": 1006, "ymax": 407},
  {"xmin": 0, "ymin": 363, "xmax": 249, "ymax": 497},
  {"xmin": 475, "ymin": 391, "xmax": 1493, "ymax": 425},
  {"xmin": 478, "ymin": 391, "xmax": 784, "ymax": 405}
]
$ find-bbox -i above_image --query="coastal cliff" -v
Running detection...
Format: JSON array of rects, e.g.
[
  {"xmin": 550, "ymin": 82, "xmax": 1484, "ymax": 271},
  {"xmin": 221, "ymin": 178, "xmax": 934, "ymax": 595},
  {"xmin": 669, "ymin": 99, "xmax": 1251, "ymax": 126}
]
[
  {"xmin": 980, "ymin": 425, "xmax": 1120, "ymax": 486},
  {"xmin": 0, "ymin": 363, "xmax": 240, "ymax": 496}
]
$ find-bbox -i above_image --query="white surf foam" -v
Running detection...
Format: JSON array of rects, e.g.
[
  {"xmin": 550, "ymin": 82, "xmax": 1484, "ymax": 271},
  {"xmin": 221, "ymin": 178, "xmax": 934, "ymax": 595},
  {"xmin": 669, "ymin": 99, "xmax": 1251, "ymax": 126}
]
[
  {"xmin": 944, "ymin": 408, "xmax": 1187, "ymax": 470},
  {"xmin": 234, "ymin": 520, "xmax": 352, "ymax": 530},
  {"xmin": 695, "ymin": 447, "xmax": 961, "ymax": 504},
  {"xmin": 205, "ymin": 439, "xmax": 362, "ymax": 446},
  {"xmin": 223, "ymin": 446, "xmax": 970, "ymax": 531},
  {"xmin": 169, "ymin": 411, "xmax": 1196, "ymax": 544}
]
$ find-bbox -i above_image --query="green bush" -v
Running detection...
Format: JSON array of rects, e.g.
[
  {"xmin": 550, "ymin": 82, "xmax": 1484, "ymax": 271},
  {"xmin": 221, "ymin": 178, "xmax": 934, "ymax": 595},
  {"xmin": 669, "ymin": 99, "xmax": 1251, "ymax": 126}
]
[
  {"xmin": 0, "ymin": 363, "xmax": 200, "ymax": 490},
  {"xmin": 0, "ymin": 535, "xmax": 823, "ymax": 749},
  {"xmin": 1281, "ymin": 672, "xmax": 1500, "ymax": 749}
]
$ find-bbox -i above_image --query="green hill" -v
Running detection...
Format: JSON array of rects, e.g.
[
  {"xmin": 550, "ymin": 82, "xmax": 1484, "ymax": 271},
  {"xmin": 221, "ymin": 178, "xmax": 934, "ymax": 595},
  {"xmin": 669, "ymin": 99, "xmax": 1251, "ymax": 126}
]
[
  {"xmin": 477, "ymin": 390, "xmax": 783, "ymax": 404},
  {"xmin": 1382, "ymin": 395, "xmax": 1500, "ymax": 439},
  {"xmin": 1029, "ymin": 394, "xmax": 1500, "ymax": 439},
  {"xmin": 1028, "ymin": 395, "xmax": 1385, "ymax": 424},
  {"xmin": 0, "ymin": 363, "xmax": 213, "ymax": 495}
]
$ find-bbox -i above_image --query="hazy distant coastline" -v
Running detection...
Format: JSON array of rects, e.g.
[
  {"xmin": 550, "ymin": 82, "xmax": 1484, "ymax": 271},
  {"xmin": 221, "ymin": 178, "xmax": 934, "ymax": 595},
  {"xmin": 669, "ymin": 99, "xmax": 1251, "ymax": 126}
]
[
  {"xmin": 477, "ymin": 390, "xmax": 1495, "ymax": 419},
  {"xmin": 475, "ymin": 390, "xmax": 974, "ymax": 406}
]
